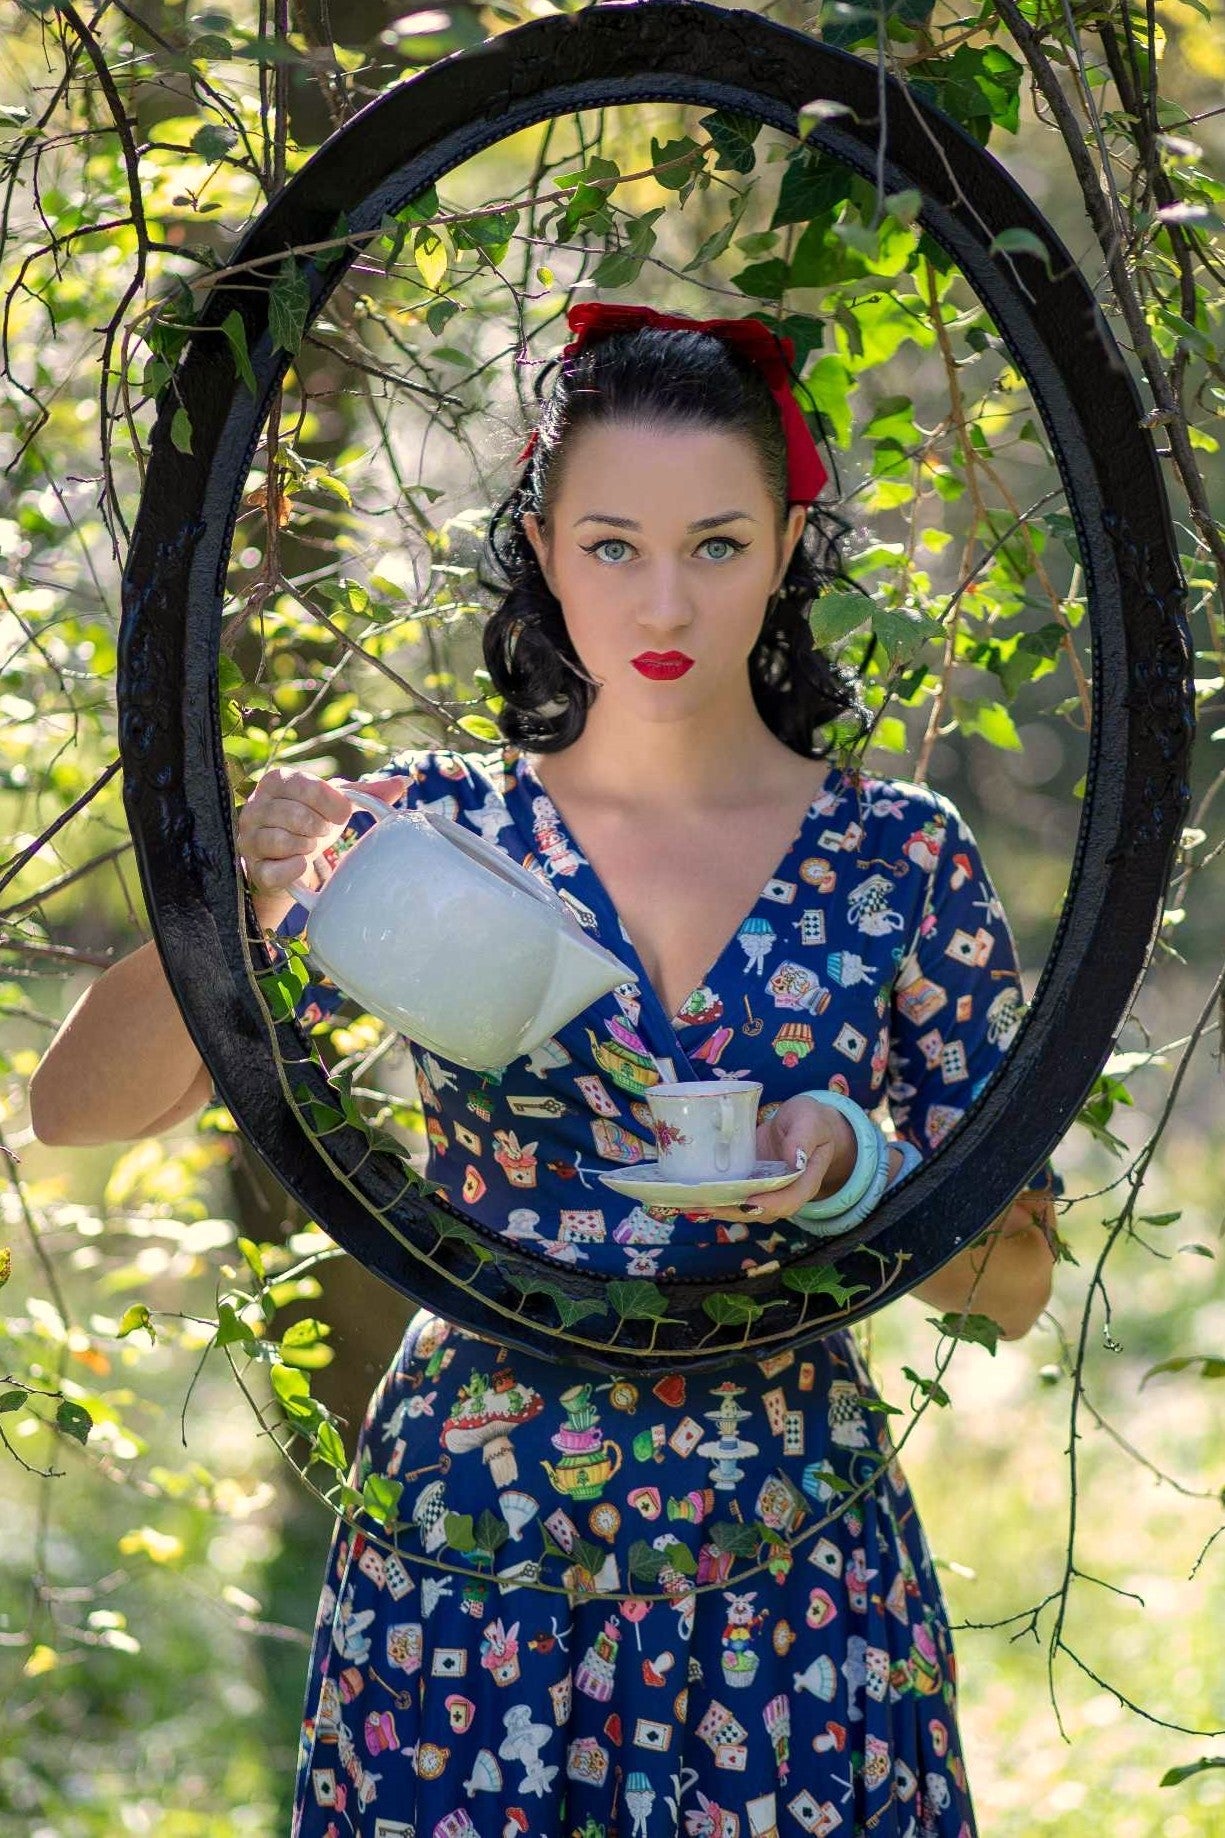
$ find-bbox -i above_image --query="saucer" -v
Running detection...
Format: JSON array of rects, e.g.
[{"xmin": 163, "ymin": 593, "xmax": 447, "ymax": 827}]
[{"xmin": 597, "ymin": 1160, "xmax": 799, "ymax": 1208}]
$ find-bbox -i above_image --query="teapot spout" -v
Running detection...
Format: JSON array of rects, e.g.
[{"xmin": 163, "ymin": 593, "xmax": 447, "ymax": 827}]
[{"xmin": 525, "ymin": 926, "xmax": 638, "ymax": 1049}]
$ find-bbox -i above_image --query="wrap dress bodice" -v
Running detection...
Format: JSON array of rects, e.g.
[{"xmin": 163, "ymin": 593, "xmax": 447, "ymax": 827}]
[{"xmin": 279, "ymin": 742, "xmax": 1060, "ymax": 1283}]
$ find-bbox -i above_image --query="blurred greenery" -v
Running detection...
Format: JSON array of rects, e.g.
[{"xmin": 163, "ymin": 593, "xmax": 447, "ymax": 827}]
[{"xmin": 1, "ymin": 0, "xmax": 1223, "ymax": 1833}]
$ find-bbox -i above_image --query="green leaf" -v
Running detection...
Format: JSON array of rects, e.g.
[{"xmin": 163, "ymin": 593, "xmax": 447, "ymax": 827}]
[
  {"xmin": 702, "ymin": 1292, "xmax": 765, "ymax": 1329},
  {"xmin": 661, "ymin": 1539, "xmax": 696, "ymax": 1575},
  {"xmin": 968, "ymin": 701, "xmax": 1023, "ymax": 751},
  {"xmin": 771, "ymin": 144, "xmax": 854, "ymax": 229},
  {"xmin": 871, "ymin": 604, "xmax": 931, "ymax": 666},
  {"xmin": 117, "ymin": 1303, "xmax": 155, "ymax": 1343},
  {"xmin": 1160, "ymin": 1758, "xmax": 1225, "ymax": 1788},
  {"xmin": 221, "ymin": 309, "xmax": 257, "ymax": 396},
  {"xmin": 606, "ymin": 1280, "xmax": 673, "ymax": 1322},
  {"xmin": 570, "ymin": 1535, "xmax": 605, "ymax": 1576},
  {"xmin": 902, "ymin": 1365, "xmax": 950, "ymax": 1407},
  {"xmin": 986, "ymin": 227, "xmax": 1055, "ymax": 276},
  {"xmin": 398, "ymin": 184, "xmax": 439, "ymax": 225},
  {"xmin": 191, "ymin": 123, "xmax": 236, "ymax": 162},
  {"xmin": 269, "ymin": 257, "xmax": 310, "ymax": 357},
  {"xmin": 476, "ymin": 1508, "xmax": 510, "ymax": 1553},
  {"xmin": 908, "ymin": 44, "xmax": 1023, "ymax": 145},
  {"xmin": 170, "ymin": 406, "xmax": 193, "ymax": 454},
  {"xmin": 628, "ymin": 1539, "xmax": 665, "ymax": 1580},
  {"xmin": 683, "ymin": 189, "xmax": 751, "ymax": 273},
  {"xmin": 927, "ymin": 1312, "xmax": 1002, "ymax": 1355},
  {"xmin": 362, "ymin": 1473, "xmax": 403, "ymax": 1528},
  {"xmin": 535, "ymin": 1282, "xmax": 607, "ymax": 1330},
  {"xmin": 0, "ymin": 1388, "xmax": 27, "ymax": 1413},
  {"xmin": 800, "ymin": 353, "xmax": 854, "ymax": 448},
  {"xmin": 591, "ymin": 248, "xmax": 647, "ymax": 289},
  {"xmin": 0, "ymin": 1245, "xmax": 9, "ymax": 1288},
  {"xmin": 730, "ymin": 258, "xmax": 789, "ymax": 300},
  {"xmin": 777, "ymin": 312, "xmax": 826, "ymax": 368},
  {"xmin": 426, "ymin": 298, "xmax": 461, "ymax": 335},
  {"xmin": 781, "ymin": 1263, "xmax": 870, "ymax": 1308},
  {"xmin": 862, "ymin": 394, "xmax": 918, "ymax": 441},
  {"xmin": 650, "ymin": 135, "xmax": 700, "ymax": 189},
  {"xmin": 55, "ymin": 1399, "xmax": 93, "ymax": 1445},
  {"xmin": 214, "ymin": 1301, "xmax": 256, "ymax": 1349},
  {"xmin": 708, "ymin": 1519, "xmax": 761, "ymax": 1556},
  {"xmin": 443, "ymin": 1509, "xmax": 476, "ymax": 1552},
  {"xmin": 451, "ymin": 208, "xmax": 518, "ymax": 258},
  {"xmin": 413, "ymin": 226, "xmax": 449, "ymax": 292},
  {"xmin": 700, "ymin": 108, "xmax": 761, "ymax": 174},
  {"xmin": 281, "ymin": 1316, "xmax": 331, "ymax": 1349},
  {"xmin": 236, "ymin": 1236, "xmax": 265, "ymax": 1282},
  {"xmin": 254, "ymin": 964, "xmax": 301, "ymax": 1024},
  {"xmin": 1138, "ymin": 1354, "xmax": 1225, "ymax": 1389},
  {"xmin": 808, "ymin": 590, "xmax": 873, "ymax": 648},
  {"xmin": 270, "ymin": 1361, "xmax": 316, "ymax": 1421},
  {"xmin": 313, "ymin": 1420, "xmax": 348, "ymax": 1472}
]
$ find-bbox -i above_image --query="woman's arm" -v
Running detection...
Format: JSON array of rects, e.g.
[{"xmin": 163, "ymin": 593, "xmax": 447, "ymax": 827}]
[
  {"xmin": 28, "ymin": 764, "xmax": 401, "ymax": 1148},
  {"xmin": 28, "ymin": 887, "xmax": 297, "ymax": 1147},
  {"xmin": 907, "ymin": 1186, "xmax": 1058, "ymax": 1341}
]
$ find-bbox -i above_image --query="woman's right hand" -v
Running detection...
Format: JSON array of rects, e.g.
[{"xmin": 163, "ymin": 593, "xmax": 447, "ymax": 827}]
[{"xmin": 238, "ymin": 766, "xmax": 409, "ymax": 904}]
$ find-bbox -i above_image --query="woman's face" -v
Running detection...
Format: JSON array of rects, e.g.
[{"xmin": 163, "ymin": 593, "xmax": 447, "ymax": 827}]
[{"xmin": 521, "ymin": 420, "xmax": 807, "ymax": 703}]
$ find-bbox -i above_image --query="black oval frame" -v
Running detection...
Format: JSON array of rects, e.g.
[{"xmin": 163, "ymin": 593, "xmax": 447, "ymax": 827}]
[{"xmin": 118, "ymin": 0, "xmax": 1194, "ymax": 1373}]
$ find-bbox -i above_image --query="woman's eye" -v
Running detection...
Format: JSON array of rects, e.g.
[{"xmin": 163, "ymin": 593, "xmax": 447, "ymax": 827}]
[{"xmin": 581, "ymin": 535, "xmax": 746, "ymax": 563}]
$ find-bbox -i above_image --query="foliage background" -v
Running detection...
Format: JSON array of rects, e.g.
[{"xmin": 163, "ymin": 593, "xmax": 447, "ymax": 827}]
[{"xmin": 1, "ymin": 0, "xmax": 1222, "ymax": 1833}]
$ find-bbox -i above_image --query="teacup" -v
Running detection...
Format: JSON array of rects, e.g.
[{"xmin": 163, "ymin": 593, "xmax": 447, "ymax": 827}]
[{"xmin": 646, "ymin": 1080, "xmax": 762, "ymax": 1183}]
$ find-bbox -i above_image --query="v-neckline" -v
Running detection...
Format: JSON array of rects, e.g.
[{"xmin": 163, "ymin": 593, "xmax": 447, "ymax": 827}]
[{"xmin": 508, "ymin": 746, "xmax": 841, "ymax": 1032}]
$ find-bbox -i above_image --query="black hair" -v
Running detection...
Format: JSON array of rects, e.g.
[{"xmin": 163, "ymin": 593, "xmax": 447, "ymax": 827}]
[{"xmin": 479, "ymin": 322, "xmax": 872, "ymax": 756}]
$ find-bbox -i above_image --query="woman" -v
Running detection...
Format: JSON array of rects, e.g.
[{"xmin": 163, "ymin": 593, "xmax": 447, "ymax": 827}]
[{"xmin": 31, "ymin": 304, "xmax": 1062, "ymax": 1836}]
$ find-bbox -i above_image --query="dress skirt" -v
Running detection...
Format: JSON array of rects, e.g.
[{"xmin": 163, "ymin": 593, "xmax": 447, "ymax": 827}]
[{"xmin": 290, "ymin": 1309, "xmax": 977, "ymax": 1838}]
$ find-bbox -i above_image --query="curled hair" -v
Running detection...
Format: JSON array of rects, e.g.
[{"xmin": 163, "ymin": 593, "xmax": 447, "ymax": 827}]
[{"xmin": 480, "ymin": 322, "xmax": 872, "ymax": 757}]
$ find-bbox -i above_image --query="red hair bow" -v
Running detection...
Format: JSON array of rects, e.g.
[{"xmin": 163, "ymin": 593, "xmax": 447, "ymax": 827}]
[{"xmin": 517, "ymin": 301, "xmax": 828, "ymax": 503}]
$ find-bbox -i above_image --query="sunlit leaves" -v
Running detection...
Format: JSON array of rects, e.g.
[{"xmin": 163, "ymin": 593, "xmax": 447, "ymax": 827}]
[
  {"xmin": 117, "ymin": 1303, "xmax": 155, "ymax": 1344},
  {"xmin": 214, "ymin": 1302, "xmax": 257, "ymax": 1350},
  {"xmin": 118, "ymin": 1525, "xmax": 184, "ymax": 1563},
  {"xmin": 907, "ymin": 43, "xmax": 1024, "ymax": 144}
]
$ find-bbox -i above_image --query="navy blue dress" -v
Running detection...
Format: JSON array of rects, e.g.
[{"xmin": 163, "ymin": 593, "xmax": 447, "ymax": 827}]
[{"xmin": 283, "ymin": 743, "xmax": 1061, "ymax": 1838}]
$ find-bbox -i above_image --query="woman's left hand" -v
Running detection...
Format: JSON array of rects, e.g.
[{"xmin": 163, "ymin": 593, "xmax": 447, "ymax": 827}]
[{"xmin": 693, "ymin": 1094, "xmax": 860, "ymax": 1225}]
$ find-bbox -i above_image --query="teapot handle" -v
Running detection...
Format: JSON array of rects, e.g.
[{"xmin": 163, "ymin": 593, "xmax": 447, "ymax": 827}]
[{"xmin": 286, "ymin": 777, "xmax": 401, "ymax": 911}]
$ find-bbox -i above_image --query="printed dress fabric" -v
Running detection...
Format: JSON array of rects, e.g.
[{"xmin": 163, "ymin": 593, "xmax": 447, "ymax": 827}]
[{"xmin": 281, "ymin": 743, "xmax": 1062, "ymax": 1838}]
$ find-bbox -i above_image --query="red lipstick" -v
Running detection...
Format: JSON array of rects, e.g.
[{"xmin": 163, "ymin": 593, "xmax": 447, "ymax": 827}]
[{"xmin": 633, "ymin": 651, "xmax": 694, "ymax": 679}]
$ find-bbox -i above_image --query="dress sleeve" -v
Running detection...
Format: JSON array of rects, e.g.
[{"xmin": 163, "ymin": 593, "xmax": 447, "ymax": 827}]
[
  {"xmin": 884, "ymin": 788, "xmax": 1065, "ymax": 1214},
  {"xmin": 261, "ymin": 751, "xmax": 428, "ymax": 1029}
]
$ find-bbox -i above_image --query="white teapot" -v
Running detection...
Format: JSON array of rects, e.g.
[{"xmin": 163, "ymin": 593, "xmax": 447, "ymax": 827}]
[{"xmin": 284, "ymin": 782, "xmax": 639, "ymax": 1071}]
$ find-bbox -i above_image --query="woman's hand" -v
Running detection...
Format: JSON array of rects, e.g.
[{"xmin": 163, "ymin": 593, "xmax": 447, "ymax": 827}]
[
  {"xmin": 694, "ymin": 1093, "xmax": 898, "ymax": 1225},
  {"xmin": 238, "ymin": 767, "xmax": 407, "ymax": 902}
]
